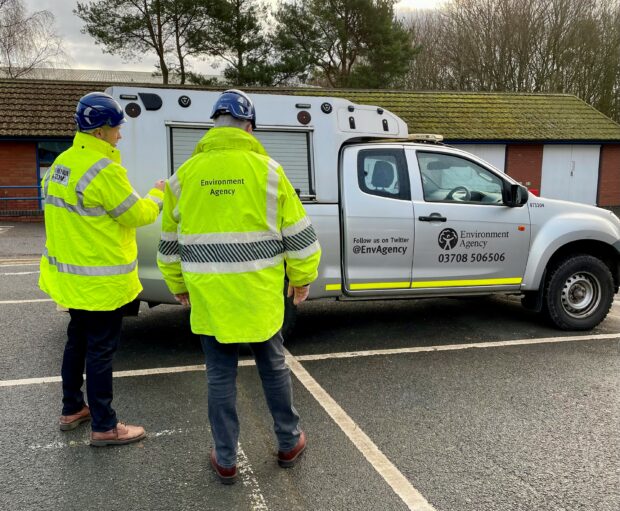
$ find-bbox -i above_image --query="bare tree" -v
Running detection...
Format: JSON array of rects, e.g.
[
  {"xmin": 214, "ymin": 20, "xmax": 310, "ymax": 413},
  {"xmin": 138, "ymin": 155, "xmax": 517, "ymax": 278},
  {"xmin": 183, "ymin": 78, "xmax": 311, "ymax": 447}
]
[
  {"xmin": 406, "ymin": 0, "xmax": 620, "ymax": 122},
  {"xmin": 0, "ymin": 0, "xmax": 64, "ymax": 78}
]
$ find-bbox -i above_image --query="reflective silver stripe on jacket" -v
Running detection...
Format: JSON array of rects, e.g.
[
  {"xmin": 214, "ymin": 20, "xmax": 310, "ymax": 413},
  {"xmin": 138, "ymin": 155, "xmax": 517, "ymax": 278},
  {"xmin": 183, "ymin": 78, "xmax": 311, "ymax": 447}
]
[
  {"xmin": 146, "ymin": 194, "xmax": 163, "ymax": 212},
  {"xmin": 42, "ymin": 168, "xmax": 51, "ymax": 198},
  {"xmin": 43, "ymin": 249, "xmax": 137, "ymax": 276},
  {"xmin": 266, "ymin": 159, "xmax": 280, "ymax": 233},
  {"xmin": 157, "ymin": 231, "xmax": 180, "ymax": 263},
  {"xmin": 108, "ymin": 191, "xmax": 140, "ymax": 218},
  {"xmin": 45, "ymin": 196, "xmax": 106, "ymax": 217},
  {"xmin": 282, "ymin": 217, "xmax": 320, "ymax": 259},
  {"xmin": 75, "ymin": 158, "xmax": 113, "ymax": 202},
  {"xmin": 181, "ymin": 254, "xmax": 284, "ymax": 274},
  {"xmin": 45, "ymin": 158, "xmax": 112, "ymax": 217},
  {"xmin": 168, "ymin": 173, "xmax": 181, "ymax": 198},
  {"xmin": 178, "ymin": 231, "xmax": 284, "ymax": 274}
]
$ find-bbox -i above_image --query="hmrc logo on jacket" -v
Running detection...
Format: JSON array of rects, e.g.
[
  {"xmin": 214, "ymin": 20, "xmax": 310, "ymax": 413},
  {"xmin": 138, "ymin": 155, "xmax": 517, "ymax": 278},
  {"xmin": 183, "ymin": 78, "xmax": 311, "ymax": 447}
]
[
  {"xmin": 51, "ymin": 165, "xmax": 71, "ymax": 186},
  {"xmin": 438, "ymin": 228, "xmax": 459, "ymax": 250}
]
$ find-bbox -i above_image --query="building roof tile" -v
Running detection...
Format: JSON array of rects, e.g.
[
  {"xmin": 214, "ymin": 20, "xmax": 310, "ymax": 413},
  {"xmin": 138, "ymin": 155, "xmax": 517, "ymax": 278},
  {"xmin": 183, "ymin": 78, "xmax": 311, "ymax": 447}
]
[{"xmin": 1, "ymin": 79, "xmax": 619, "ymax": 141}]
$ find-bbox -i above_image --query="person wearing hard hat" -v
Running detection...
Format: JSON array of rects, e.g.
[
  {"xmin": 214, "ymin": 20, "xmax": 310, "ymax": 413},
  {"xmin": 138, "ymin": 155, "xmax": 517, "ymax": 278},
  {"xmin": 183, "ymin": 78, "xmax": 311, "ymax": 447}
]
[
  {"xmin": 157, "ymin": 89, "xmax": 321, "ymax": 484},
  {"xmin": 39, "ymin": 92, "xmax": 165, "ymax": 446}
]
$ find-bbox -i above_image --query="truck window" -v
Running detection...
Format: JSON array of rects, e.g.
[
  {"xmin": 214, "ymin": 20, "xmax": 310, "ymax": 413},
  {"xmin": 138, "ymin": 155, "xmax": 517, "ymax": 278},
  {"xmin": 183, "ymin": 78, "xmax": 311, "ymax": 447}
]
[
  {"xmin": 170, "ymin": 127, "xmax": 313, "ymax": 196},
  {"xmin": 417, "ymin": 152, "xmax": 503, "ymax": 204},
  {"xmin": 357, "ymin": 149, "xmax": 410, "ymax": 200}
]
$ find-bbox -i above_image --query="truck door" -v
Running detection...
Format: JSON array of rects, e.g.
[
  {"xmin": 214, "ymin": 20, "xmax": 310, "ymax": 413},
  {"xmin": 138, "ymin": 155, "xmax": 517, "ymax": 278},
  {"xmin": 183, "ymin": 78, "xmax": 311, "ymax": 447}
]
[
  {"xmin": 340, "ymin": 146, "xmax": 414, "ymax": 292},
  {"xmin": 408, "ymin": 149, "xmax": 531, "ymax": 291}
]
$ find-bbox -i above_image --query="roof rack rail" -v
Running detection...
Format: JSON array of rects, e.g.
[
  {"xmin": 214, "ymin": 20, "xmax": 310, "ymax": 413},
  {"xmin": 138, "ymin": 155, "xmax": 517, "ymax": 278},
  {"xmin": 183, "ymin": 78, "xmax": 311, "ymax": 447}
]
[
  {"xmin": 370, "ymin": 133, "xmax": 444, "ymax": 144},
  {"xmin": 408, "ymin": 133, "xmax": 444, "ymax": 143}
]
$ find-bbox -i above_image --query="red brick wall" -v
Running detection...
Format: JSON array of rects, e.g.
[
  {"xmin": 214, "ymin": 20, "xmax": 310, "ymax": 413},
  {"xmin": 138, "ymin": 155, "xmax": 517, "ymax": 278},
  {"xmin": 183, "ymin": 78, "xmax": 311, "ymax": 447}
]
[
  {"xmin": 505, "ymin": 144, "xmax": 543, "ymax": 195},
  {"xmin": 598, "ymin": 144, "xmax": 620, "ymax": 207},
  {"xmin": 0, "ymin": 141, "xmax": 40, "ymax": 215}
]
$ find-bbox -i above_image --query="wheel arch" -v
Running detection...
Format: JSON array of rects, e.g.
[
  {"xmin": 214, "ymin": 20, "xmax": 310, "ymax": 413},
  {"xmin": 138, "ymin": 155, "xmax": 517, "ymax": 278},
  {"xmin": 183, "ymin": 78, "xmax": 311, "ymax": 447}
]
[{"xmin": 525, "ymin": 238, "xmax": 620, "ymax": 293}]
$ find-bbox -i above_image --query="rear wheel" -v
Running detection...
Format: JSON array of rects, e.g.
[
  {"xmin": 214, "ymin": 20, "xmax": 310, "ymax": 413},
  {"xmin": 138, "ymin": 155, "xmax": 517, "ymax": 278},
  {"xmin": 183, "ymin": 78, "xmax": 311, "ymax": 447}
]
[{"xmin": 543, "ymin": 255, "xmax": 614, "ymax": 330}]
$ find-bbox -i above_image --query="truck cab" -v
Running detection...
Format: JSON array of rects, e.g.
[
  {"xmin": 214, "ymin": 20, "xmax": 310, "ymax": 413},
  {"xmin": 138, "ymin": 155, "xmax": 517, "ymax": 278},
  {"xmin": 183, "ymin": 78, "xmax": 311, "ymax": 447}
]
[{"xmin": 108, "ymin": 86, "xmax": 620, "ymax": 331}]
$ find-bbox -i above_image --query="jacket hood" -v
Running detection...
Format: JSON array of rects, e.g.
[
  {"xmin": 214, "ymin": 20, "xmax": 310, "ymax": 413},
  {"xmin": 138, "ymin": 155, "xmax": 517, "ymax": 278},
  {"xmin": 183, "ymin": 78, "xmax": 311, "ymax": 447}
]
[{"xmin": 192, "ymin": 127, "xmax": 268, "ymax": 157}]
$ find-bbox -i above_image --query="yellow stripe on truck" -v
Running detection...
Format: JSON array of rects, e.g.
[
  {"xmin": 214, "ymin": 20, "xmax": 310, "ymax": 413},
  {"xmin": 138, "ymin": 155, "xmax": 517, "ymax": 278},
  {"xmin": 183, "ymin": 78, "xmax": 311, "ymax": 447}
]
[
  {"xmin": 410, "ymin": 277, "xmax": 522, "ymax": 288},
  {"xmin": 326, "ymin": 277, "xmax": 522, "ymax": 291},
  {"xmin": 350, "ymin": 281, "xmax": 411, "ymax": 290}
]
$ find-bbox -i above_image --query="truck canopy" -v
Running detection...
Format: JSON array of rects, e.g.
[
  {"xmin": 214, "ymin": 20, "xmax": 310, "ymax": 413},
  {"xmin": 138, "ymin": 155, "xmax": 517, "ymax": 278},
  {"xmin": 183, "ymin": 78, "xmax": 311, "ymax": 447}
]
[{"xmin": 107, "ymin": 86, "xmax": 408, "ymax": 202}]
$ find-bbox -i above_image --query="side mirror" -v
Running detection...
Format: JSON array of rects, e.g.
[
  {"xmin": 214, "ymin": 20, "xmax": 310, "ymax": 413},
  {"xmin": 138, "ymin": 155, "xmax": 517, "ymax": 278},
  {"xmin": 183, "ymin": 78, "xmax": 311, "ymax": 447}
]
[{"xmin": 503, "ymin": 183, "xmax": 529, "ymax": 207}]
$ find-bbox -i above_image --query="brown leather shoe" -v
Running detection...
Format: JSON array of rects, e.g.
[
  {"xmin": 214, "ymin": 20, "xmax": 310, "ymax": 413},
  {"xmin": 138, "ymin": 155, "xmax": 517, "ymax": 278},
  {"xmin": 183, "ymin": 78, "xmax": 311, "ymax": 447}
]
[
  {"xmin": 210, "ymin": 449, "xmax": 237, "ymax": 485},
  {"xmin": 59, "ymin": 405, "xmax": 91, "ymax": 431},
  {"xmin": 90, "ymin": 422, "xmax": 146, "ymax": 447},
  {"xmin": 278, "ymin": 430, "xmax": 306, "ymax": 468}
]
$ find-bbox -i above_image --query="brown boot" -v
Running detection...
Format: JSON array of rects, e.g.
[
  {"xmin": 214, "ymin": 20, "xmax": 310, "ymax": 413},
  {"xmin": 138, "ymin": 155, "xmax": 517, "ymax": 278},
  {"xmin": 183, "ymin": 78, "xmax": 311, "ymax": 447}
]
[
  {"xmin": 59, "ymin": 405, "xmax": 91, "ymax": 431},
  {"xmin": 90, "ymin": 422, "xmax": 146, "ymax": 447},
  {"xmin": 278, "ymin": 431, "xmax": 306, "ymax": 468},
  {"xmin": 210, "ymin": 449, "xmax": 237, "ymax": 485}
]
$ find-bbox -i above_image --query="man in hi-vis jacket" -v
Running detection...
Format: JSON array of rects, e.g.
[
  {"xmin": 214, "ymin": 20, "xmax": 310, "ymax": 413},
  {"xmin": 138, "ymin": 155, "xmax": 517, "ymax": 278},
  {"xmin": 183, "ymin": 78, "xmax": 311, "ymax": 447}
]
[
  {"xmin": 40, "ymin": 92, "xmax": 165, "ymax": 446},
  {"xmin": 157, "ymin": 90, "xmax": 321, "ymax": 484}
]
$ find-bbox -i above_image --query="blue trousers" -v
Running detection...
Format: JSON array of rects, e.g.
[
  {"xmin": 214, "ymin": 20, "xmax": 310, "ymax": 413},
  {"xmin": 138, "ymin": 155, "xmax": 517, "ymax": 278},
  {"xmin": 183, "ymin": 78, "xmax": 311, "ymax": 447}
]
[
  {"xmin": 201, "ymin": 331, "xmax": 301, "ymax": 468},
  {"xmin": 61, "ymin": 308, "xmax": 122, "ymax": 432}
]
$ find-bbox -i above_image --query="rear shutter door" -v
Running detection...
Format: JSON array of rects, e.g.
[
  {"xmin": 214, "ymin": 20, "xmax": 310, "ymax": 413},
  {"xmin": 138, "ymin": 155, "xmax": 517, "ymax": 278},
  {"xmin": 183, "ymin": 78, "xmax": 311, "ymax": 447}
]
[{"xmin": 170, "ymin": 127, "xmax": 312, "ymax": 195}]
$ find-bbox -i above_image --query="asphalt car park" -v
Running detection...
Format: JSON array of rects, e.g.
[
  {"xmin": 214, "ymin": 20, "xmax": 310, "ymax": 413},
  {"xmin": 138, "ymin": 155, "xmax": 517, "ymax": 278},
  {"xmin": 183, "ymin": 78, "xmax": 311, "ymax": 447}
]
[{"xmin": 0, "ymin": 223, "xmax": 619, "ymax": 511}]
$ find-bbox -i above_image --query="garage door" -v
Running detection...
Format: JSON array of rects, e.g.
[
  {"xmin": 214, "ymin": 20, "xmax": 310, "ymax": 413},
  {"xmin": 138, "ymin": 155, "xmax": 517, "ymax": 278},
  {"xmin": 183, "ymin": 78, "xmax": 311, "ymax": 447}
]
[
  {"xmin": 170, "ymin": 127, "xmax": 313, "ymax": 195},
  {"xmin": 541, "ymin": 145, "xmax": 600, "ymax": 205}
]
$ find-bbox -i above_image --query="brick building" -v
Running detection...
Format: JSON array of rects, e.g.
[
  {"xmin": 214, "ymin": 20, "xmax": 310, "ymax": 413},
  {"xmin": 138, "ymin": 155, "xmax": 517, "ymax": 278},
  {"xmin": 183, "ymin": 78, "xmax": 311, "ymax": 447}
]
[{"xmin": 1, "ymin": 79, "xmax": 620, "ymax": 219}]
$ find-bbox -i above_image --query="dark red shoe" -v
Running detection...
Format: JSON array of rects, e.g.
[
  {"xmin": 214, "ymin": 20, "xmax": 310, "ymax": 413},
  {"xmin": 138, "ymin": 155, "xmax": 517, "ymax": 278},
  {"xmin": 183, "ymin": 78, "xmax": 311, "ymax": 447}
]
[
  {"xmin": 210, "ymin": 449, "xmax": 237, "ymax": 485},
  {"xmin": 278, "ymin": 431, "xmax": 306, "ymax": 468}
]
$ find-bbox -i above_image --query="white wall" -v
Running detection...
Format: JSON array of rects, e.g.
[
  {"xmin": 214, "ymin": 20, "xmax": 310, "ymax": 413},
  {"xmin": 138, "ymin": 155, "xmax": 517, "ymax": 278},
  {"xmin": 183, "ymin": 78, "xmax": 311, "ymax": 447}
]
[{"xmin": 452, "ymin": 144, "xmax": 506, "ymax": 172}]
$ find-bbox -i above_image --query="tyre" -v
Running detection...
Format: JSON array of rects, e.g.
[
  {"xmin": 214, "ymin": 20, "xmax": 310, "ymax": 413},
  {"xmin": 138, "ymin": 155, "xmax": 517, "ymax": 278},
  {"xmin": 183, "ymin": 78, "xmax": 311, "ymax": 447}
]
[
  {"xmin": 282, "ymin": 283, "xmax": 298, "ymax": 341},
  {"xmin": 543, "ymin": 254, "xmax": 614, "ymax": 330}
]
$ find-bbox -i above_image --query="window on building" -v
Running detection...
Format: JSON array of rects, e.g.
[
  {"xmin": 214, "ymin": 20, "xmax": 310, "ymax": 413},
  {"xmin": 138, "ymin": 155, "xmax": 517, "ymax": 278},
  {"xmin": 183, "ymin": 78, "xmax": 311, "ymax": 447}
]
[{"xmin": 38, "ymin": 141, "xmax": 71, "ymax": 166}]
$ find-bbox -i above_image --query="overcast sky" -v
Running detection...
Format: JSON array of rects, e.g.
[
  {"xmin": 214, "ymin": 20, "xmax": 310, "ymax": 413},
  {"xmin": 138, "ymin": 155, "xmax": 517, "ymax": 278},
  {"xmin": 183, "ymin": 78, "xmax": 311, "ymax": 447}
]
[{"xmin": 24, "ymin": 0, "xmax": 445, "ymax": 74}]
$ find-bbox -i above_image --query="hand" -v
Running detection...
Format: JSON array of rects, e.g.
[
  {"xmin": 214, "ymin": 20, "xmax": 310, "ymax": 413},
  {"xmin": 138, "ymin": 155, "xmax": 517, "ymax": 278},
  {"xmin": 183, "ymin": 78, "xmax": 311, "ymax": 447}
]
[
  {"xmin": 287, "ymin": 284, "xmax": 309, "ymax": 305},
  {"xmin": 174, "ymin": 293, "xmax": 190, "ymax": 306},
  {"xmin": 154, "ymin": 179, "xmax": 166, "ymax": 191}
]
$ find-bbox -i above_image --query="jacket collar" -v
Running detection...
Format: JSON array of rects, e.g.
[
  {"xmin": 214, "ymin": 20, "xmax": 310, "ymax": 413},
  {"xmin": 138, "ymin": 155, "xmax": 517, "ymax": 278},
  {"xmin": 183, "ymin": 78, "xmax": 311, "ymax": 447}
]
[
  {"xmin": 193, "ymin": 127, "xmax": 268, "ymax": 157},
  {"xmin": 73, "ymin": 131, "xmax": 122, "ymax": 164}
]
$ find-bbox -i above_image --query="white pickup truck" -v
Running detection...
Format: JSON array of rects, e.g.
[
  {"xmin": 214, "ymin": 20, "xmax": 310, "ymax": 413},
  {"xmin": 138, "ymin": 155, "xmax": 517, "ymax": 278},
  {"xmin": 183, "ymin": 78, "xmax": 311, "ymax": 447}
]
[{"xmin": 109, "ymin": 86, "xmax": 620, "ymax": 332}]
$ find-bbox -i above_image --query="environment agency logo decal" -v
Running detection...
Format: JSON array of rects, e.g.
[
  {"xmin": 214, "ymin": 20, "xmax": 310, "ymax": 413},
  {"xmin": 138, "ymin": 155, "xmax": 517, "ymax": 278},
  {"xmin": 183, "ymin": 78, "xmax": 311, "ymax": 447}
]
[{"xmin": 438, "ymin": 228, "xmax": 459, "ymax": 250}]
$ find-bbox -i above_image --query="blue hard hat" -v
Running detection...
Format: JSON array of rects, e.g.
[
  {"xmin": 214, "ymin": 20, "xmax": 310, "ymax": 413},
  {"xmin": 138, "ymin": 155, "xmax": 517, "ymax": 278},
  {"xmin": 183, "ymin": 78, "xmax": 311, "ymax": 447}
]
[
  {"xmin": 210, "ymin": 89, "xmax": 256, "ymax": 129},
  {"xmin": 74, "ymin": 92, "xmax": 126, "ymax": 131}
]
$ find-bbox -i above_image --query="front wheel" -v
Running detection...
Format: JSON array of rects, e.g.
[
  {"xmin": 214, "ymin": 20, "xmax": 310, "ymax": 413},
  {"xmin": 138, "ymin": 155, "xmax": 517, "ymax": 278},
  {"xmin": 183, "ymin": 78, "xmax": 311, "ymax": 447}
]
[{"xmin": 543, "ymin": 255, "xmax": 614, "ymax": 330}]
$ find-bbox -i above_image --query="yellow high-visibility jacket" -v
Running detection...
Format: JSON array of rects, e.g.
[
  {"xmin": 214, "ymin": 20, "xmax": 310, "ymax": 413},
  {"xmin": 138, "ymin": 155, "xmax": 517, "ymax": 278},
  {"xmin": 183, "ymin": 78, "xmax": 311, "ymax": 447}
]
[
  {"xmin": 157, "ymin": 127, "xmax": 321, "ymax": 343},
  {"xmin": 39, "ymin": 131, "xmax": 163, "ymax": 311}
]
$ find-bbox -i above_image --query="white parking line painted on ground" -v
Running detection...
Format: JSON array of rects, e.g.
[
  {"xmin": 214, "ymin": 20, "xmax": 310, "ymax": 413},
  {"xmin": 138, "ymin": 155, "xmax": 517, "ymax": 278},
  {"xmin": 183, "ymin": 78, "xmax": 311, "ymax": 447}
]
[
  {"xmin": 237, "ymin": 444, "xmax": 269, "ymax": 511},
  {"xmin": 0, "ymin": 298, "xmax": 52, "ymax": 304},
  {"xmin": 2, "ymin": 333, "xmax": 619, "ymax": 389},
  {"xmin": 0, "ymin": 258, "xmax": 40, "ymax": 266},
  {"xmin": 284, "ymin": 348, "xmax": 436, "ymax": 511},
  {"xmin": 0, "ymin": 361, "xmax": 254, "ymax": 387},
  {"xmin": 0, "ymin": 271, "xmax": 40, "ymax": 276},
  {"xmin": 294, "ymin": 332, "xmax": 620, "ymax": 362},
  {"xmin": 28, "ymin": 428, "xmax": 190, "ymax": 450},
  {"xmin": 27, "ymin": 430, "xmax": 268, "ymax": 510}
]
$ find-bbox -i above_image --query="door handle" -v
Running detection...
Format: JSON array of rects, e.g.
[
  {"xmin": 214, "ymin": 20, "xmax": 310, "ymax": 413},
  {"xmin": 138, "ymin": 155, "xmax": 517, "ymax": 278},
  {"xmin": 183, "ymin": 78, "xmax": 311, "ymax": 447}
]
[{"xmin": 418, "ymin": 213, "xmax": 447, "ymax": 222}]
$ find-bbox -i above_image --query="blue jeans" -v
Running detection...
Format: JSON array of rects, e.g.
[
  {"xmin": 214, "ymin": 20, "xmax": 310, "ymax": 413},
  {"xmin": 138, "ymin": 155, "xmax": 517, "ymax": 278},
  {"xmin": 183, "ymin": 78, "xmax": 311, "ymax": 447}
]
[
  {"xmin": 62, "ymin": 308, "xmax": 122, "ymax": 432},
  {"xmin": 201, "ymin": 331, "xmax": 301, "ymax": 468}
]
